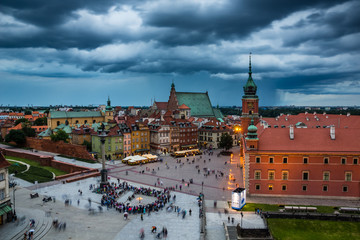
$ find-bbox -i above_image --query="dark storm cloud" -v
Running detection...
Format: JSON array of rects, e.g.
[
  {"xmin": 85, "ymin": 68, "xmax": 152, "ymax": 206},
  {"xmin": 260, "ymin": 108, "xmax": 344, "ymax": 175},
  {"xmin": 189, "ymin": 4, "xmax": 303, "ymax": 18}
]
[
  {"xmin": 281, "ymin": 0, "xmax": 360, "ymax": 47},
  {"xmin": 144, "ymin": 0, "xmax": 348, "ymax": 46},
  {"xmin": 0, "ymin": 0, "xmax": 134, "ymax": 27},
  {"xmin": 0, "ymin": 0, "xmax": 350, "ymax": 50}
]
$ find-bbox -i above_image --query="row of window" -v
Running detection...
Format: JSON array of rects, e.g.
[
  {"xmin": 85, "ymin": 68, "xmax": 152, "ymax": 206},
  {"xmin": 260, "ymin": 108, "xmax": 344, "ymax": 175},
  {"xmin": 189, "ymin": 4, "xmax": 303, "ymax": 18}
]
[
  {"xmin": 132, "ymin": 144, "xmax": 148, "ymax": 149},
  {"xmin": 0, "ymin": 188, "xmax": 5, "ymax": 200},
  {"xmin": 179, "ymin": 139, "xmax": 197, "ymax": 143},
  {"xmin": 132, "ymin": 132, "xmax": 148, "ymax": 136},
  {"xmin": 255, "ymin": 184, "xmax": 350, "ymax": 193},
  {"xmin": 57, "ymin": 120, "xmax": 97, "ymax": 126},
  {"xmin": 180, "ymin": 128, "xmax": 196, "ymax": 132},
  {"xmin": 255, "ymin": 156, "xmax": 359, "ymax": 165},
  {"xmin": 254, "ymin": 170, "xmax": 352, "ymax": 181}
]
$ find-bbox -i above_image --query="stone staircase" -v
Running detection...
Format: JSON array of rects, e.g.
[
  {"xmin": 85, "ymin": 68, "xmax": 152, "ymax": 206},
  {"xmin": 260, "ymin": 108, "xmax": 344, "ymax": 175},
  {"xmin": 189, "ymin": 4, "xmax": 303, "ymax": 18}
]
[{"xmin": 2, "ymin": 208, "xmax": 52, "ymax": 240}]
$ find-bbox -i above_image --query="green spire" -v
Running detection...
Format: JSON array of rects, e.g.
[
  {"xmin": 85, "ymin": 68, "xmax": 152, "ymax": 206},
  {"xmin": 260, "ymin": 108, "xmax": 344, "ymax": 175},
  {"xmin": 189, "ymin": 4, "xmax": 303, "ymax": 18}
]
[
  {"xmin": 243, "ymin": 52, "xmax": 258, "ymax": 98},
  {"xmin": 106, "ymin": 96, "xmax": 112, "ymax": 111},
  {"xmin": 246, "ymin": 118, "xmax": 258, "ymax": 139},
  {"xmin": 171, "ymin": 80, "xmax": 175, "ymax": 88}
]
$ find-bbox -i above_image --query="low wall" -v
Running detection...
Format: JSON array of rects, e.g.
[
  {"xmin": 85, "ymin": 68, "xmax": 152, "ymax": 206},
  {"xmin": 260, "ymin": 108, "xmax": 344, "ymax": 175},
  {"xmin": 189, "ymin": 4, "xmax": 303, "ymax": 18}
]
[
  {"xmin": 25, "ymin": 137, "xmax": 95, "ymax": 161},
  {"xmin": 265, "ymin": 211, "xmax": 360, "ymax": 222},
  {"xmin": 1, "ymin": 148, "xmax": 95, "ymax": 174}
]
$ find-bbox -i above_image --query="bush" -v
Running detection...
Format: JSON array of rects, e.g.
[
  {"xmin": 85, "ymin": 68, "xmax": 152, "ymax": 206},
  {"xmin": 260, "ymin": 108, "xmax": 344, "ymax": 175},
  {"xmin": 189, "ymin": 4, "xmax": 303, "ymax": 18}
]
[
  {"xmin": 15, "ymin": 166, "xmax": 53, "ymax": 183},
  {"xmin": 8, "ymin": 162, "xmax": 27, "ymax": 174}
]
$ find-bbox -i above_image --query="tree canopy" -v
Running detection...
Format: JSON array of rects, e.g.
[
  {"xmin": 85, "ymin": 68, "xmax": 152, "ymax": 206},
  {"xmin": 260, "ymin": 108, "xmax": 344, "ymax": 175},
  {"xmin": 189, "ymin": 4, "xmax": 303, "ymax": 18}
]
[
  {"xmin": 22, "ymin": 125, "xmax": 36, "ymax": 137},
  {"xmin": 218, "ymin": 133, "xmax": 233, "ymax": 150},
  {"xmin": 5, "ymin": 130, "xmax": 26, "ymax": 146},
  {"xmin": 50, "ymin": 129, "xmax": 69, "ymax": 143},
  {"xmin": 34, "ymin": 117, "xmax": 47, "ymax": 126},
  {"xmin": 14, "ymin": 118, "xmax": 29, "ymax": 126}
]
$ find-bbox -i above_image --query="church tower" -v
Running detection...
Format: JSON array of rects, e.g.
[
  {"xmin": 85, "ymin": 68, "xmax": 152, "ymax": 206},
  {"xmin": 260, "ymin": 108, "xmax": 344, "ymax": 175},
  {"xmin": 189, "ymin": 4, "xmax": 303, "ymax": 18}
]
[
  {"xmin": 167, "ymin": 81, "xmax": 179, "ymax": 112},
  {"xmin": 105, "ymin": 96, "xmax": 114, "ymax": 123},
  {"xmin": 241, "ymin": 53, "xmax": 259, "ymax": 135}
]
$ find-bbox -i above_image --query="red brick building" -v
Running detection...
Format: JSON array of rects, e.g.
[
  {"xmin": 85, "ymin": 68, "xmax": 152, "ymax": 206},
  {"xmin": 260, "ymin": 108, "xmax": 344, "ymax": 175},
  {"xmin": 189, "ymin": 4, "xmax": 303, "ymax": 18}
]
[{"xmin": 243, "ymin": 120, "xmax": 360, "ymax": 199}]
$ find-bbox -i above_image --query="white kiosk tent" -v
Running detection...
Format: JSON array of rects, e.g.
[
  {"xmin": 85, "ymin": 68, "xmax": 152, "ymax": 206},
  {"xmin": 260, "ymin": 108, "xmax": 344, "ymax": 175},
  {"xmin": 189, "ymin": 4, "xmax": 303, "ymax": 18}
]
[{"xmin": 231, "ymin": 188, "xmax": 246, "ymax": 210}]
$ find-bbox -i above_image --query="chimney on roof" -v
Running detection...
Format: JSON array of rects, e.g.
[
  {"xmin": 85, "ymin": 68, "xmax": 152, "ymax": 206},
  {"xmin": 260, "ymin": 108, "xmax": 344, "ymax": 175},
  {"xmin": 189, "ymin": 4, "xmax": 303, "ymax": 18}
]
[
  {"xmin": 330, "ymin": 125, "xmax": 335, "ymax": 140},
  {"xmin": 289, "ymin": 125, "xmax": 294, "ymax": 140}
]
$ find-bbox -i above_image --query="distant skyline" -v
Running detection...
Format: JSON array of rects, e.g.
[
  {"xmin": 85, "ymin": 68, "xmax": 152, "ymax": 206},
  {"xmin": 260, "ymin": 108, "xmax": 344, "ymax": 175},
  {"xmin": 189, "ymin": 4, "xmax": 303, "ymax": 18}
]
[{"xmin": 0, "ymin": 0, "xmax": 359, "ymax": 107}]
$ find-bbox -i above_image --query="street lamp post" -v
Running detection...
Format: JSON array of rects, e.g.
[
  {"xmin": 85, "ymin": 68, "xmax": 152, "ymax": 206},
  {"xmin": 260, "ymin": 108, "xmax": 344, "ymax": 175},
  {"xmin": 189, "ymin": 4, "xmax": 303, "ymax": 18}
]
[
  {"xmin": 98, "ymin": 125, "xmax": 110, "ymax": 188},
  {"xmin": 13, "ymin": 186, "xmax": 17, "ymax": 218}
]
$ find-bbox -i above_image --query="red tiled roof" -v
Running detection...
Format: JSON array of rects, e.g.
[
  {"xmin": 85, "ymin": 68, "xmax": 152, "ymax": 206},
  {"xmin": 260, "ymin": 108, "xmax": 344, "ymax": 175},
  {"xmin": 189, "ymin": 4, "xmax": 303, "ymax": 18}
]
[
  {"xmin": 261, "ymin": 113, "xmax": 360, "ymax": 129},
  {"xmin": 256, "ymin": 127, "xmax": 360, "ymax": 153},
  {"xmin": 0, "ymin": 152, "xmax": 11, "ymax": 169},
  {"xmin": 155, "ymin": 102, "xmax": 168, "ymax": 110},
  {"xmin": 178, "ymin": 103, "xmax": 190, "ymax": 109}
]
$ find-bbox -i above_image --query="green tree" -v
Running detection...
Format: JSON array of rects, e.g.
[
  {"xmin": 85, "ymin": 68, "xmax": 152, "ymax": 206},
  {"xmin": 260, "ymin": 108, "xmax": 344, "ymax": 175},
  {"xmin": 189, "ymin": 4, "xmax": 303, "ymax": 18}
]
[
  {"xmin": 82, "ymin": 140, "xmax": 92, "ymax": 151},
  {"xmin": 22, "ymin": 125, "xmax": 36, "ymax": 137},
  {"xmin": 218, "ymin": 133, "xmax": 233, "ymax": 150},
  {"xmin": 15, "ymin": 118, "xmax": 29, "ymax": 126},
  {"xmin": 25, "ymin": 110, "xmax": 32, "ymax": 115},
  {"xmin": 5, "ymin": 130, "xmax": 26, "ymax": 146},
  {"xmin": 34, "ymin": 117, "xmax": 48, "ymax": 126},
  {"xmin": 50, "ymin": 129, "xmax": 69, "ymax": 143}
]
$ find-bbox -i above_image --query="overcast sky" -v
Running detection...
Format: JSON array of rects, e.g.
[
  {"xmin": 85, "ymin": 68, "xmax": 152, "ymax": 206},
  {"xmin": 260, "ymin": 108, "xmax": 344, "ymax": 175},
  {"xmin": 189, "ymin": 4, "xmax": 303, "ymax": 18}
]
[{"xmin": 0, "ymin": 0, "xmax": 359, "ymax": 107}]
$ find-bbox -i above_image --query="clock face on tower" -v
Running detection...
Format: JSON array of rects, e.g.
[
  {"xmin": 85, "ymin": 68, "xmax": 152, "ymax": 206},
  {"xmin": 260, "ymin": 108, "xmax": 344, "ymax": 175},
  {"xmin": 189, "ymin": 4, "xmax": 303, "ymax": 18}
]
[{"xmin": 247, "ymin": 102, "xmax": 254, "ymax": 110}]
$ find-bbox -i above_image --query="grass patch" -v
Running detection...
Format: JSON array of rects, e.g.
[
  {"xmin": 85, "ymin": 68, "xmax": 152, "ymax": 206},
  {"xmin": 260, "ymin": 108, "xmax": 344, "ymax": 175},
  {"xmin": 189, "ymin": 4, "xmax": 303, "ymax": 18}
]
[
  {"xmin": 57, "ymin": 154, "xmax": 97, "ymax": 164},
  {"xmin": 268, "ymin": 219, "xmax": 360, "ymax": 240},
  {"xmin": 5, "ymin": 155, "xmax": 67, "ymax": 176},
  {"xmin": 241, "ymin": 203, "xmax": 280, "ymax": 212},
  {"xmin": 14, "ymin": 166, "xmax": 53, "ymax": 183},
  {"xmin": 8, "ymin": 161, "xmax": 27, "ymax": 174}
]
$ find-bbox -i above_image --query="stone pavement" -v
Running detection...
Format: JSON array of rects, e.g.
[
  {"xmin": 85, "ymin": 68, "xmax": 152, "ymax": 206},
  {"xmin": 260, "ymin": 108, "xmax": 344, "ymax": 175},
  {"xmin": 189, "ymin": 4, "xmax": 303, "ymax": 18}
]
[{"xmin": 1, "ymin": 176, "xmax": 202, "ymax": 240}]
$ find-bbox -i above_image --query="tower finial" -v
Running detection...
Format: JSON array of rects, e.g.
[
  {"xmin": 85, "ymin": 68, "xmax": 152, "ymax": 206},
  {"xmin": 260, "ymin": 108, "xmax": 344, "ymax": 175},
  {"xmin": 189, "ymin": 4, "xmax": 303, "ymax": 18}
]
[
  {"xmin": 171, "ymin": 79, "xmax": 175, "ymax": 88},
  {"xmin": 249, "ymin": 52, "xmax": 252, "ymax": 74}
]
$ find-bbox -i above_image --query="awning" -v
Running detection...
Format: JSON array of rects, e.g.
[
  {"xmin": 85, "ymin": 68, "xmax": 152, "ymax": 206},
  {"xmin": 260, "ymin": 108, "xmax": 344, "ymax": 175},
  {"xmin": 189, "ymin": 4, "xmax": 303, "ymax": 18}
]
[
  {"xmin": 0, "ymin": 204, "xmax": 12, "ymax": 215},
  {"xmin": 135, "ymin": 149, "xmax": 149, "ymax": 152},
  {"xmin": 181, "ymin": 144, "xmax": 197, "ymax": 147}
]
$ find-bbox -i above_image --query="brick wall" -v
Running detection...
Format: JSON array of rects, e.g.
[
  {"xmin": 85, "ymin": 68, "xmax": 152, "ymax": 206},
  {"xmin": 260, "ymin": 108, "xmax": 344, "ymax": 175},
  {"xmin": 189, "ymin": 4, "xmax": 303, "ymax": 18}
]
[
  {"xmin": 26, "ymin": 137, "xmax": 95, "ymax": 160},
  {"xmin": 1, "ymin": 148, "xmax": 94, "ymax": 174}
]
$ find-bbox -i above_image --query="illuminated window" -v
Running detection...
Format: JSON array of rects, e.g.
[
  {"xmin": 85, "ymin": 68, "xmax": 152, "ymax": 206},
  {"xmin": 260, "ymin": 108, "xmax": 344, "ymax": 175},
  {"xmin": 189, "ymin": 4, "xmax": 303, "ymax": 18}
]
[
  {"xmin": 345, "ymin": 172, "xmax": 352, "ymax": 181},
  {"xmin": 283, "ymin": 157, "xmax": 288, "ymax": 164},
  {"xmin": 324, "ymin": 158, "xmax": 329, "ymax": 164},
  {"xmin": 254, "ymin": 170, "xmax": 261, "ymax": 180},
  {"xmin": 302, "ymin": 171, "xmax": 309, "ymax": 181},
  {"xmin": 343, "ymin": 186, "xmax": 348, "ymax": 192},
  {"xmin": 256, "ymin": 157, "xmax": 261, "ymax": 163},
  {"xmin": 341, "ymin": 158, "xmax": 346, "ymax": 165},
  {"xmin": 255, "ymin": 184, "xmax": 260, "ymax": 190},
  {"xmin": 323, "ymin": 185, "xmax": 328, "ymax": 192},
  {"xmin": 268, "ymin": 184, "xmax": 273, "ymax": 191},
  {"xmin": 282, "ymin": 185, "xmax": 287, "ymax": 191},
  {"xmin": 303, "ymin": 157, "xmax": 308, "ymax": 164},
  {"xmin": 268, "ymin": 171, "xmax": 275, "ymax": 180},
  {"xmin": 282, "ymin": 171, "xmax": 288, "ymax": 180},
  {"xmin": 323, "ymin": 171, "xmax": 330, "ymax": 181},
  {"xmin": 269, "ymin": 157, "xmax": 274, "ymax": 164}
]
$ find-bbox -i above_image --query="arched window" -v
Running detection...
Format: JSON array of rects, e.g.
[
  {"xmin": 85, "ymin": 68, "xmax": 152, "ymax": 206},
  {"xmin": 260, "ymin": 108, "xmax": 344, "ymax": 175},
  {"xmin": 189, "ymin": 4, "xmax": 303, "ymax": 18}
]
[
  {"xmin": 75, "ymin": 120, "xmax": 79, "ymax": 124},
  {"xmin": 93, "ymin": 120, "xmax": 96, "ymax": 123},
  {"xmin": 65, "ymin": 120, "xmax": 69, "ymax": 125},
  {"xmin": 57, "ymin": 121, "xmax": 60, "ymax": 126},
  {"xmin": 84, "ymin": 120, "xmax": 88, "ymax": 124}
]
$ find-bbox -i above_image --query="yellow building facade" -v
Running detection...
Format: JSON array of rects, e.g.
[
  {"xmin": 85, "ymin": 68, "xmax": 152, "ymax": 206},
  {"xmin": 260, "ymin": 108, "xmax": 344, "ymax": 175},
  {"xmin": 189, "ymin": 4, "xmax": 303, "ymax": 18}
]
[{"xmin": 130, "ymin": 123, "xmax": 150, "ymax": 155}]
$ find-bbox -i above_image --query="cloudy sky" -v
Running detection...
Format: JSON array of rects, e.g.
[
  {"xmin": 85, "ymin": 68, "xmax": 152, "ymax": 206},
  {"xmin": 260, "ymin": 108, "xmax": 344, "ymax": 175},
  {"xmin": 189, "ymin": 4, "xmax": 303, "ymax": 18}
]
[{"xmin": 0, "ymin": 0, "xmax": 359, "ymax": 107}]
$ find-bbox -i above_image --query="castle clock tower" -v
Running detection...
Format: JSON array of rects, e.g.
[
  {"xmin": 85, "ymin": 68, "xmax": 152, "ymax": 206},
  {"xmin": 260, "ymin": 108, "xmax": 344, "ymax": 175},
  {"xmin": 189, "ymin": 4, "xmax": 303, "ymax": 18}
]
[{"xmin": 241, "ymin": 53, "xmax": 259, "ymax": 135}]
